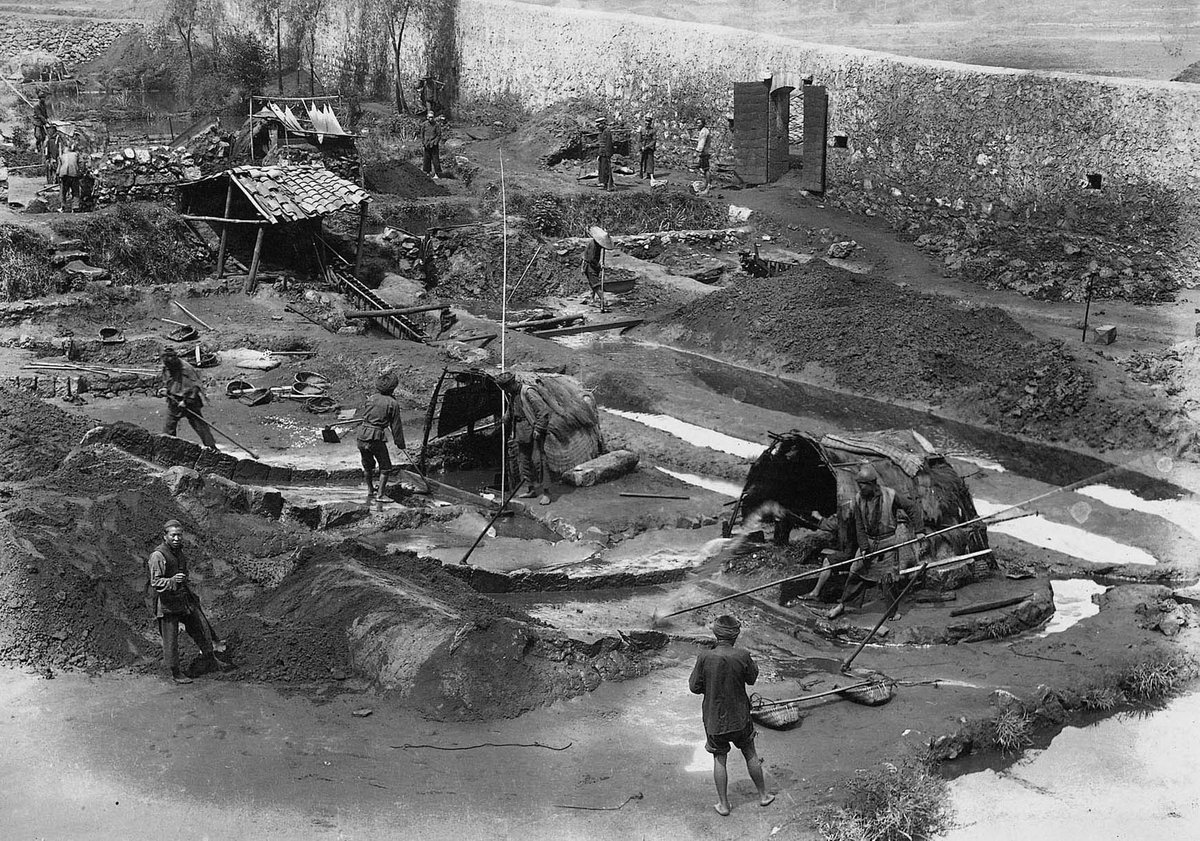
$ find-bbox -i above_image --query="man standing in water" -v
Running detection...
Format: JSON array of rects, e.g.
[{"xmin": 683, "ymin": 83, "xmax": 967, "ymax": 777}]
[
  {"xmin": 357, "ymin": 372, "xmax": 407, "ymax": 507},
  {"xmin": 689, "ymin": 614, "xmax": 775, "ymax": 816}
]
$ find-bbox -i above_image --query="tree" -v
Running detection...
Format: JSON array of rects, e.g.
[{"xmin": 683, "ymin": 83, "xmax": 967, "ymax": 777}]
[
  {"xmin": 384, "ymin": 0, "xmax": 416, "ymax": 114},
  {"xmin": 165, "ymin": 0, "xmax": 198, "ymax": 96},
  {"xmin": 197, "ymin": 0, "xmax": 225, "ymax": 72},
  {"xmin": 248, "ymin": 0, "xmax": 284, "ymax": 93},
  {"xmin": 283, "ymin": 0, "xmax": 330, "ymax": 96}
]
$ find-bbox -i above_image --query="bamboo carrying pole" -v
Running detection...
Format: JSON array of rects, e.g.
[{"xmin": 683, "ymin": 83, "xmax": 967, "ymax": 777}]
[
  {"xmin": 755, "ymin": 682, "xmax": 875, "ymax": 708},
  {"xmin": 179, "ymin": 407, "xmax": 260, "ymax": 460},
  {"xmin": 173, "ymin": 300, "xmax": 213, "ymax": 330},
  {"xmin": 840, "ymin": 563, "xmax": 928, "ymax": 673},
  {"xmin": 656, "ymin": 548, "xmax": 993, "ymax": 622}
]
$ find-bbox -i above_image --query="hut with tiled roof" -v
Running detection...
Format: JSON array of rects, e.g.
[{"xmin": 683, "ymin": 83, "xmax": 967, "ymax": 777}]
[{"xmin": 178, "ymin": 163, "xmax": 370, "ymax": 293}]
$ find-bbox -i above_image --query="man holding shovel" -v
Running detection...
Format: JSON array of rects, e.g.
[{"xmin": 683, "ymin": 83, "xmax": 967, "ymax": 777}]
[
  {"xmin": 357, "ymin": 372, "xmax": 407, "ymax": 507},
  {"xmin": 147, "ymin": 520, "xmax": 229, "ymax": 684},
  {"xmin": 161, "ymin": 348, "xmax": 217, "ymax": 449},
  {"xmin": 689, "ymin": 615, "xmax": 775, "ymax": 816}
]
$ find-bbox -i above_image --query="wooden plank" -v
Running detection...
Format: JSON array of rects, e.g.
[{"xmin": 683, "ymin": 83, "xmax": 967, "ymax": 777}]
[
  {"xmin": 800, "ymin": 85, "xmax": 828, "ymax": 194},
  {"xmin": 529, "ymin": 318, "xmax": 642, "ymax": 338},
  {"xmin": 343, "ymin": 303, "xmax": 449, "ymax": 318}
]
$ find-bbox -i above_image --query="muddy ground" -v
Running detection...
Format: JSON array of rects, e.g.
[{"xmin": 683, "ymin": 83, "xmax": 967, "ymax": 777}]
[{"xmin": 3, "ymin": 92, "xmax": 1200, "ymax": 840}]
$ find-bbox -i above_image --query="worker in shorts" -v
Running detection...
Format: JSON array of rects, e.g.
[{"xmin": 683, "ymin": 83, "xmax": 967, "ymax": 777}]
[
  {"xmin": 689, "ymin": 615, "xmax": 775, "ymax": 816},
  {"xmin": 694, "ymin": 117, "xmax": 713, "ymax": 194},
  {"xmin": 357, "ymin": 372, "xmax": 406, "ymax": 506}
]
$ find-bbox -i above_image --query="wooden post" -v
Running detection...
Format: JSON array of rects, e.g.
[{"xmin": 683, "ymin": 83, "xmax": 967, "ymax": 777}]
[
  {"xmin": 354, "ymin": 200, "xmax": 368, "ymax": 280},
  {"xmin": 215, "ymin": 180, "xmax": 234, "ymax": 278},
  {"xmin": 246, "ymin": 225, "xmax": 265, "ymax": 294}
]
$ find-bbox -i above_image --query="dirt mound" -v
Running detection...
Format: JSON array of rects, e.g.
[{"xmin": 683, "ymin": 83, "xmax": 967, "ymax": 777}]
[
  {"xmin": 645, "ymin": 261, "xmax": 1096, "ymax": 438},
  {"xmin": 0, "ymin": 386, "xmax": 96, "ymax": 481},
  {"xmin": 363, "ymin": 160, "xmax": 449, "ymax": 197}
]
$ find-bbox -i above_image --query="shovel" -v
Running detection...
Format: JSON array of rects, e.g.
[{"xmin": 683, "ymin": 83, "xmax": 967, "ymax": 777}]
[{"xmin": 320, "ymin": 418, "xmax": 364, "ymax": 443}]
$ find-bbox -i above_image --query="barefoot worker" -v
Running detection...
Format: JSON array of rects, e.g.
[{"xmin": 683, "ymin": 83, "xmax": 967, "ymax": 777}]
[
  {"xmin": 580, "ymin": 225, "xmax": 613, "ymax": 308},
  {"xmin": 357, "ymin": 372, "xmax": 407, "ymax": 506},
  {"xmin": 689, "ymin": 615, "xmax": 775, "ymax": 816},
  {"xmin": 147, "ymin": 520, "xmax": 226, "ymax": 685},
  {"xmin": 160, "ymin": 347, "xmax": 217, "ymax": 449}
]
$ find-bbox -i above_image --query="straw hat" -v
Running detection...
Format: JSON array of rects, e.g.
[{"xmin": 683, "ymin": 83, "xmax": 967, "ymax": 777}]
[{"xmin": 588, "ymin": 225, "xmax": 613, "ymax": 249}]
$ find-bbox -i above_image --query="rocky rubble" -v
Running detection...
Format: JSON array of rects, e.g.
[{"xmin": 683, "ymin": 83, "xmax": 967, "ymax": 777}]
[
  {"xmin": 0, "ymin": 19, "xmax": 137, "ymax": 73},
  {"xmin": 91, "ymin": 146, "xmax": 202, "ymax": 206}
]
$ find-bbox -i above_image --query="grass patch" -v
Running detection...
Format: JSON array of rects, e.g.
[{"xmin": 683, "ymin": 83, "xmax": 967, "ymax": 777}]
[
  {"xmin": 499, "ymin": 187, "xmax": 727, "ymax": 238},
  {"xmin": 51, "ymin": 204, "xmax": 209, "ymax": 286},
  {"xmin": 816, "ymin": 757, "xmax": 952, "ymax": 841},
  {"xmin": 1118, "ymin": 652, "xmax": 1196, "ymax": 703},
  {"xmin": 991, "ymin": 707, "xmax": 1034, "ymax": 754},
  {"xmin": 0, "ymin": 225, "xmax": 63, "ymax": 301}
]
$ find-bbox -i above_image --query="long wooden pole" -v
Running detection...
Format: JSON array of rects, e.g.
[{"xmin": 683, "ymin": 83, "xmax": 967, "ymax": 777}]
[
  {"xmin": 354, "ymin": 201, "xmax": 367, "ymax": 280},
  {"xmin": 179, "ymin": 406, "xmax": 260, "ymax": 459},
  {"xmin": 343, "ymin": 303, "xmax": 449, "ymax": 318},
  {"xmin": 215, "ymin": 181, "xmax": 234, "ymax": 278},
  {"xmin": 498, "ymin": 146, "xmax": 509, "ymax": 496},
  {"xmin": 755, "ymin": 682, "xmax": 874, "ymax": 708},
  {"xmin": 173, "ymin": 300, "xmax": 213, "ymax": 330},
  {"xmin": 246, "ymin": 226, "xmax": 265, "ymax": 293},
  {"xmin": 841, "ymin": 563, "xmax": 928, "ymax": 673}
]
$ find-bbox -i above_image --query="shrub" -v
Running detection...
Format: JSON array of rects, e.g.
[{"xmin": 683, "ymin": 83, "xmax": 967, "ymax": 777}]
[
  {"xmin": 817, "ymin": 758, "xmax": 952, "ymax": 841},
  {"xmin": 221, "ymin": 32, "xmax": 269, "ymax": 97},
  {"xmin": 1119, "ymin": 653, "xmax": 1196, "ymax": 702},
  {"xmin": 991, "ymin": 707, "xmax": 1034, "ymax": 753},
  {"xmin": 0, "ymin": 225, "xmax": 62, "ymax": 301},
  {"xmin": 51, "ymin": 204, "xmax": 209, "ymax": 286}
]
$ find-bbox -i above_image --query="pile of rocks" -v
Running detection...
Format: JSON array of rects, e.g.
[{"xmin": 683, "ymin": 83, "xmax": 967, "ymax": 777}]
[
  {"xmin": 91, "ymin": 146, "xmax": 202, "ymax": 206},
  {"xmin": 0, "ymin": 19, "xmax": 137, "ymax": 73}
]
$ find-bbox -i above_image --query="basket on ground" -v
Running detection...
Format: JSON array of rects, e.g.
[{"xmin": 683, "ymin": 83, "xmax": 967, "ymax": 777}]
[{"xmin": 750, "ymin": 695, "xmax": 804, "ymax": 729}]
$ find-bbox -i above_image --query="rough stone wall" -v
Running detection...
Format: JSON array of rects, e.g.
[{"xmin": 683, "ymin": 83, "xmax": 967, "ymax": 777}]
[{"xmin": 228, "ymin": 0, "xmax": 1200, "ymax": 287}]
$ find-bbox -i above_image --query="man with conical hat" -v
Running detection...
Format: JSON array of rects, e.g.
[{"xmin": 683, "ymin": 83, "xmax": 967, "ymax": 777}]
[
  {"xmin": 689, "ymin": 614, "xmax": 775, "ymax": 816},
  {"xmin": 581, "ymin": 225, "xmax": 613, "ymax": 309},
  {"xmin": 827, "ymin": 462, "xmax": 925, "ymax": 620}
]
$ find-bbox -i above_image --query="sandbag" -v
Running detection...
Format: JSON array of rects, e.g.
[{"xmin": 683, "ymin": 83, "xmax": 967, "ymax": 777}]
[{"xmin": 561, "ymin": 449, "xmax": 638, "ymax": 488}]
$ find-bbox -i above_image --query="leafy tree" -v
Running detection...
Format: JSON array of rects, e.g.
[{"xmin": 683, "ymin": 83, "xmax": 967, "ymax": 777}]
[
  {"xmin": 165, "ymin": 0, "xmax": 198, "ymax": 94},
  {"xmin": 249, "ymin": 0, "xmax": 285, "ymax": 93},
  {"xmin": 384, "ymin": 0, "xmax": 416, "ymax": 113}
]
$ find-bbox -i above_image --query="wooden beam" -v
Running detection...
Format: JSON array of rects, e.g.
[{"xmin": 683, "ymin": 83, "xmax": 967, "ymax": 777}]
[
  {"xmin": 215, "ymin": 181, "xmax": 234, "ymax": 278},
  {"xmin": 343, "ymin": 303, "xmax": 449, "ymax": 318},
  {"xmin": 246, "ymin": 226, "xmax": 266, "ymax": 294},
  {"xmin": 529, "ymin": 318, "xmax": 643, "ymax": 338},
  {"xmin": 354, "ymin": 201, "xmax": 368, "ymax": 280},
  {"xmin": 183, "ymin": 214, "xmax": 263, "ymax": 225},
  {"xmin": 508, "ymin": 314, "xmax": 585, "ymax": 330}
]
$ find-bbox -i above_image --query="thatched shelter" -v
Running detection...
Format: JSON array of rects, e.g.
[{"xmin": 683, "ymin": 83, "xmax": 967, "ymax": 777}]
[
  {"xmin": 734, "ymin": 429, "xmax": 989, "ymax": 559},
  {"xmin": 419, "ymin": 367, "xmax": 604, "ymax": 480}
]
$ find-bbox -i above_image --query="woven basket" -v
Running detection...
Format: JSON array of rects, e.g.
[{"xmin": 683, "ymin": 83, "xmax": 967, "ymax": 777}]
[{"xmin": 750, "ymin": 695, "xmax": 803, "ymax": 729}]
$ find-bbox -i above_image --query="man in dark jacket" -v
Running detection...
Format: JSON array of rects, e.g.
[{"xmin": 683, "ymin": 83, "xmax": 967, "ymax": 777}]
[
  {"xmin": 637, "ymin": 113, "xmax": 656, "ymax": 183},
  {"xmin": 497, "ymin": 371, "xmax": 552, "ymax": 505},
  {"xmin": 596, "ymin": 117, "xmax": 614, "ymax": 192},
  {"xmin": 421, "ymin": 111, "xmax": 443, "ymax": 179},
  {"xmin": 689, "ymin": 615, "xmax": 775, "ymax": 816},
  {"xmin": 147, "ymin": 520, "xmax": 223, "ymax": 684},
  {"xmin": 161, "ymin": 348, "xmax": 217, "ymax": 449}
]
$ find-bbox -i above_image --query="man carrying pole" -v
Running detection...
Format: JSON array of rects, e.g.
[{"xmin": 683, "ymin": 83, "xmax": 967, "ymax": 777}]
[
  {"xmin": 160, "ymin": 348, "xmax": 217, "ymax": 449},
  {"xmin": 147, "ymin": 520, "xmax": 229, "ymax": 684}
]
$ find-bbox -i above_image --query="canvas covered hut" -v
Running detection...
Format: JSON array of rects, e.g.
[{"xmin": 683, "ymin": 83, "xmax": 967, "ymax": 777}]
[
  {"xmin": 418, "ymin": 367, "xmax": 604, "ymax": 480},
  {"xmin": 733, "ymin": 429, "xmax": 989, "ymax": 560}
]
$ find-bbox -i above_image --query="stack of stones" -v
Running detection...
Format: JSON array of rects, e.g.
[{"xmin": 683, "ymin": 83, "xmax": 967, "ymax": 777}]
[
  {"xmin": 0, "ymin": 19, "xmax": 138, "ymax": 73},
  {"xmin": 92, "ymin": 146, "xmax": 202, "ymax": 206}
]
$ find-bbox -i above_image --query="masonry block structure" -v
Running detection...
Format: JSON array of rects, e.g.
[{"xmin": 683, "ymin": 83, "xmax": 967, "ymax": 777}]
[{"xmin": 227, "ymin": 0, "xmax": 1200, "ymax": 289}]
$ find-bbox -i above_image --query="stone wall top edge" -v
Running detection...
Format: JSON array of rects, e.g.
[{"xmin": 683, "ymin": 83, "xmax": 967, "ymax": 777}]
[{"xmin": 470, "ymin": 0, "xmax": 1200, "ymax": 97}]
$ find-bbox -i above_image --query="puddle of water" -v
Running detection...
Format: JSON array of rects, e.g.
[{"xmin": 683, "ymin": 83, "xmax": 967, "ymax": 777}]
[
  {"xmin": 975, "ymin": 499, "xmax": 1159, "ymax": 566},
  {"xmin": 1077, "ymin": 484, "xmax": 1200, "ymax": 543},
  {"xmin": 601, "ymin": 408, "xmax": 765, "ymax": 459},
  {"xmin": 944, "ymin": 689, "xmax": 1200, "ymax": 840},
  {"xmin": 1035, "ymin": 579, "xmax": 1106, "ymax": 637},
  {"xmin": 654, "ymin": 466, "xmax": 743, "ymax": 498}
]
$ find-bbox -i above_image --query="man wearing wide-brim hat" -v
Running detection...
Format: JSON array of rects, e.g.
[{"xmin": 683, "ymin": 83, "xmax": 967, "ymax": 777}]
[
  {"xmin": 595, "ymin": 116, "xmax": 614, "ymax": 192},
  {"xmin": 581, "ymin": 225, "xmax": 613, "ymax": 309}
]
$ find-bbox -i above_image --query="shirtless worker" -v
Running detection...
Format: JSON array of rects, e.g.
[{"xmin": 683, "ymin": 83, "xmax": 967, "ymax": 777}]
[
  {"xmin": 160, "ymin": 347, "xmax": 217, "ymax": 449},
  {"xmin": 689, "ymin": 615, "xmax": 775, "ymax": 816},
  {"xmin": 147, "ymin": 520, "xmax": 227, "ymax": 684},
  {"xmin": 827, "ymin": 463, "xmax": 925, "ymax": 620},
  {"xmin": 357, "ymin": 372, "xmax": 407, "ymax": 507}
]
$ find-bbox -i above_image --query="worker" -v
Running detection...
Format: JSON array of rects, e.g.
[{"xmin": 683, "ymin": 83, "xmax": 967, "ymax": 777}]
[
  {"xmin": 32, "ymin": 89, "xmax": 50, "ymax": 155},
  {"xmin": 637, "ymin": 113, "xmax": 657, "ymax": 184},
  {"xmin": 415, "ymin": 76, "xmax": 443, "ymax": 113},
  {"xmin": 580, "ymin": 226, "xmax": 612, "ymax": 309},
  {"xmin": 57, "ymin": 140, "xmax": 80, "ymax": 213},
  {"xmin": 0, "ymin": 151, "xmax": 7, "ymax": 206},
  {"xmin": 421, "ymin": 111, "xmax": 442, "ymax": 179},
  {"xmin": 695, "ymin": 117, "xmax": 713, "ymax": 195},
  {"xmin": 787, "ymin": 503, "xmax": 857, "ymax": 605},
  {"xmin": 147, "ymin": 520, "xmax": 227, "ymax": 684},
  {"xmin": 160, "ymin": 348, "xmax": 217, "ymax": 449},
  {"xmin": 827, "ymin": 463, "xmax": 925, "ymax": 620},
  {"xmin": 357, "ymin": 371, "xmax": 407, "ymax": 507},
  {"xmin": 595, "ymin": 116, "xmax": 614, "ymax": 192},
  {"xmin": 496, "ymin": 371, "xmax": 552, "ymax": 505},
  {"xmin": 688, "ymin": 615, "xmax": 775, "ymax": 817}
]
